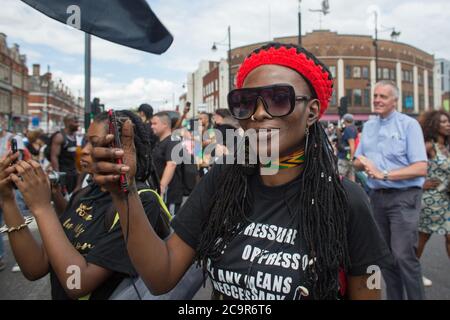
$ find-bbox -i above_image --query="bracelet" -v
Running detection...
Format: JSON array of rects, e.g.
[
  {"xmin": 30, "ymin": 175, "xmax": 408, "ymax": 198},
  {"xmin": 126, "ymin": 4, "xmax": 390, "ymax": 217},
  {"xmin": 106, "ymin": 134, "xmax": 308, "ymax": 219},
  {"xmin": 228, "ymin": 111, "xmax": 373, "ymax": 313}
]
[{"xmin": 0, "ymin": 216, "xmax": 35, "ymax": 234}]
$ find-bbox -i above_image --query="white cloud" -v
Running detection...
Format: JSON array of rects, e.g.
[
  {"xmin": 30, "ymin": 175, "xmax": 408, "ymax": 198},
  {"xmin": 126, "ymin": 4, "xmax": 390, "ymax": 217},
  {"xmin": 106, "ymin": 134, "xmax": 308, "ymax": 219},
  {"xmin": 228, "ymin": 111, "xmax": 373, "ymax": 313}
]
[
  {"xmin": 155, "ymin": 0, "xmax": 450, "ymax": 65},
  {"xmin": 1, "ymin": 0, "xmax": 449, "ymax": 104},
  {"xmin": 0, "ymin": 0, "xmax": 146, "ymax": 64},
  {"xmin": 52, "ymin": 70, "xmax": 178, "ymax": 110}
]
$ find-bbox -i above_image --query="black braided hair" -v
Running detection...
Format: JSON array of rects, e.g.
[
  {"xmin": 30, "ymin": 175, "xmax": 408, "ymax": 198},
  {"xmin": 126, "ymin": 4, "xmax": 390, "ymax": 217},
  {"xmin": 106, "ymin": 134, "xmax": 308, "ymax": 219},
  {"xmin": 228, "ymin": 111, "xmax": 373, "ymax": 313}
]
[
  {"xmin": 94, "ymin": 110, "xmax": 153, "ymax": 183},
  {"xmin": 195, "ymin": 42, "xmax": 350, "ymax": 300}
]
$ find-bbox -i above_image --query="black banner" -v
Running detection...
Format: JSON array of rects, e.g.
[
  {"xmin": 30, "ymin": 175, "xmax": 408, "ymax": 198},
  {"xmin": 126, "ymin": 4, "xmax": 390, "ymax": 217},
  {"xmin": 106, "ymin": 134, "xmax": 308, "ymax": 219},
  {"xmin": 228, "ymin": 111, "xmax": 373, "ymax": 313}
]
[{"xmin": 21, "ymin": 0, "xmax": 173, "ymax": 54}]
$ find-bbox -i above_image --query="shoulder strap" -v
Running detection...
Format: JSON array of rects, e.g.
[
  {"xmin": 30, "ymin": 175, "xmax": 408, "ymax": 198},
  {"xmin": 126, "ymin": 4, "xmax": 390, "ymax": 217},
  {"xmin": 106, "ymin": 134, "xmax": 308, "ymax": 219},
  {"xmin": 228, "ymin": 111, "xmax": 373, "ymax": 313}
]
[{"xmin": 109, "ymin": 188, "xmax": 173, "ymax": 232}]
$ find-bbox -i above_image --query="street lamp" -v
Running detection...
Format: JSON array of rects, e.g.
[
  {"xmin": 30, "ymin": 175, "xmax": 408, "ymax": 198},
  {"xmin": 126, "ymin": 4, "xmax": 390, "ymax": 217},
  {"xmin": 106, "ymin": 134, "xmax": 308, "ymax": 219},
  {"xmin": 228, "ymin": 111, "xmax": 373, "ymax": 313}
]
[
  {"xmin": 212, "ymin": 26, "xmax": 232, "ymax": 94},
  {"xmin": 298, "ymin": 0, "xmax": 302, "ymax": 46},
  {"xmin": 372, "ymin": 11, "xmax": 401, "ymax": 83}
]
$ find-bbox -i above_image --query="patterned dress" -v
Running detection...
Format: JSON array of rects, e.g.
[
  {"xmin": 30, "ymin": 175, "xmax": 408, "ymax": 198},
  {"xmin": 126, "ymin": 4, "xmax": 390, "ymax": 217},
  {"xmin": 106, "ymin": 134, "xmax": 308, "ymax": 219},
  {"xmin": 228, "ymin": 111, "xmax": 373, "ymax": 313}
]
[{"xmin": 419, "ymin": 143, "xmax": 450, "ymax": 235}]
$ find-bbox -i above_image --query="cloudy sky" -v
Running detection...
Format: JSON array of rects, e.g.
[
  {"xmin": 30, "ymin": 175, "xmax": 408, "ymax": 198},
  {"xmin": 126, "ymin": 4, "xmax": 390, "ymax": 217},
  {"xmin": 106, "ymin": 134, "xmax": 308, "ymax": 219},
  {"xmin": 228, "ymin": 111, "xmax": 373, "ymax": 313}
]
[{"xmin": 1, "ymin": 0, "xmax": 449, "ymax": 110}]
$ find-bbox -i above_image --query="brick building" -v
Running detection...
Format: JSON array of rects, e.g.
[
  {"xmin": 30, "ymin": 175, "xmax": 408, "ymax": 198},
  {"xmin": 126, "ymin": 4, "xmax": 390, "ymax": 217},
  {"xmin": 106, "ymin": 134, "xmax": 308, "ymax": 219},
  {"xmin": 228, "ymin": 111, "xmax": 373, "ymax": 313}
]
[
  {"xmin": 228, "ymin": 30, "xmax": 437, "ymax": 120},
  {"xmin": 28, "ymin": 64, "xmax": 84, "ymax": 133},
  {"xmin": 436, "ymin": 58, "xmax": 450, "ymax": 111},
  {"xmin": 203, "ymin": 61, "xmax": 219, "ymax": 112},
  {"xmin": 188, "ymin": 30, "xmax": 437, "ymax": 120},
  {"xmin": 0, "ymin": 32, "xmax": 29, "ymax": 133}
]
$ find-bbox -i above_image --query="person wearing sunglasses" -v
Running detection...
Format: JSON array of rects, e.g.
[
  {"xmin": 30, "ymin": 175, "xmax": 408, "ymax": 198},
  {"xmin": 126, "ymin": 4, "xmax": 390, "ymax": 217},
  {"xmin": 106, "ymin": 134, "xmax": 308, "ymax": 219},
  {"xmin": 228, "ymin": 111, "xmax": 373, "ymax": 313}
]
[{"xmin": 90, "ymin": 43, "xmax": 392, "ymax": 300}]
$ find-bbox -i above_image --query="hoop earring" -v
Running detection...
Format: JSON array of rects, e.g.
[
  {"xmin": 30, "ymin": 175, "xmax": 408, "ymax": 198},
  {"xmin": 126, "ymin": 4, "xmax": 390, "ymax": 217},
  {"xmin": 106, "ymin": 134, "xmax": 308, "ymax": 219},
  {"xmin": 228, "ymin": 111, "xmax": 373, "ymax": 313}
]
[{"xmin": 251, "ymin": 115, "xmax": 256, "ymax": 121}]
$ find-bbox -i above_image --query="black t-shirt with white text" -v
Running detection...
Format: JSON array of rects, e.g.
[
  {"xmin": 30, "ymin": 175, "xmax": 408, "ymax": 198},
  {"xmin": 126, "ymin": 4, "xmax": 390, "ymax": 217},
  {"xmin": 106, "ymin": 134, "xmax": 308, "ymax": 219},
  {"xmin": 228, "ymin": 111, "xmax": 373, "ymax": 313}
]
[
  {"xmin": 50, "ymin": 183, "xmax": 160, "ymax": 300},
  {"xmin": 172, "ymin": 165, "xmax": 392, "ymax": 300},
  {"xmin": 152, "ymin": 136, "xmax": 184, "ymax": 204}
]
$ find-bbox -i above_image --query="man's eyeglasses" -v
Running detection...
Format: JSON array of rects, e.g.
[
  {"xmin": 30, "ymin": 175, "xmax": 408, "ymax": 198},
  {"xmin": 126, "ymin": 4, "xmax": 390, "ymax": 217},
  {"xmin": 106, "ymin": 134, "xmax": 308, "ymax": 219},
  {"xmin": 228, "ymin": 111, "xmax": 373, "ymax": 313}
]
[{"xmin": 227, "ymin": 84, "xmax": 311, "ymax": 120}]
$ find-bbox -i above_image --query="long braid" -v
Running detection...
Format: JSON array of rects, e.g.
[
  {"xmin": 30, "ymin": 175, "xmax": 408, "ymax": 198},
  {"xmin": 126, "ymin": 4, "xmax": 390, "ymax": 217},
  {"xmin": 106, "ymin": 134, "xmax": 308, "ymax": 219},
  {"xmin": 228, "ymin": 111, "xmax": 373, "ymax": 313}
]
[
  {"xmin": 195, "ymin": 164, "xmax": 252, "ymax": 273},
  {"xmin": 195, "ymin": 124, "xmax": 350, "ymax": 299},
  {"xmin": 299, "ymin": 121, "xmax": 350, "ymax": 299}
]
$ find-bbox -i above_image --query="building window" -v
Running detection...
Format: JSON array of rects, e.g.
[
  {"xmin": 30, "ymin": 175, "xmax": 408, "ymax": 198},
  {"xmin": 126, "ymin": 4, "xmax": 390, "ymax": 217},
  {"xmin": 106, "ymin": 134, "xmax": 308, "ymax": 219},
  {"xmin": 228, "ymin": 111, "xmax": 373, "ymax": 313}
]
[
  {"xmin": 329, "ymin": 66, "xmax": 336, "ymax": 78},
  {"xmin": 353, "ymin": 66, "xmax": 361, "ymax": 78},
  {"xmin": 12, "ymin": 95, "xmax": 21, "ymax": 113},
  {"xmin": 363, "ymin": 89, "xmax": 371, "ymax": 107},
  {"xmin": 362, "ymin": 67, "xmax": 369, "ymax": 79},
  {"xmin": 390, "ymin": 69, "xmax": 396, "ymax": 81},
  {"xmin": 353, "ymin": 89, "xmax": 362, "ymax": 106},
  {"xmin": 0, "ymin": 64, "xmax": 11, "ymax": 83},
  {"xmin": 419, "ymin": 94, "xmax": 424, "ymax": 109},
  {"xmin": 383, "ymin": 68, "xmax": 390, "ymax": 80},
  {"xmin": 331, "ymin": 89, "xmax": 337, "ymax": 106},
  {"xmin": 428, "ymin": 76, "xmax": 433, "ymax": 89},
  {"xmin": 345, "ymin": 66, "xmax": 352, "ymax": 79},
  {"xmin": 12, "ymin": 71, "xmax": 22, "ymax": 89},
  {"xmin": 377, "ymin": 68, "xmax": 382, "ymax": 80},
  {"xmin": 346, "ymin": 89, "xmax": 353, "ymax": 106},
  {"xmin": 430, "ymin": 95, "xmax": 434, "ymax": 108},
  {"xmin": 0, "ymin": 90, "xmax": 11, "ymax": 113},
  {"xmin": 402, "ymin": 70, "xmax": 413, "ymax": 83},
  {"xmin": 418, "ymin": 74, "xmax": 423, "ymax": 86}
]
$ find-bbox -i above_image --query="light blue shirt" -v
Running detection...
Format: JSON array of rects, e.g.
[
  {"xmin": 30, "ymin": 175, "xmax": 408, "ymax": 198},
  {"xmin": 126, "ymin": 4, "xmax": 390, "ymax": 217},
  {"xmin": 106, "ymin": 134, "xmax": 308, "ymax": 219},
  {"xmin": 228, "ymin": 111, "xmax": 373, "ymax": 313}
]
[{"xmin": 355, "ymin": 111, "xmax": 427, "ymax": 189}]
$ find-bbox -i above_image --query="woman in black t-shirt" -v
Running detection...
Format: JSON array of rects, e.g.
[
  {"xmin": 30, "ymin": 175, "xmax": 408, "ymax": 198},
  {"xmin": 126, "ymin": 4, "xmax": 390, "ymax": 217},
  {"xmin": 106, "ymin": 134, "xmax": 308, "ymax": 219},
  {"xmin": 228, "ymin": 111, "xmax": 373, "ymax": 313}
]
[
  {"xmin": 90, "ymin": 43, "xmax": 392, "ymax": 300},
  {"xmin": 0, "ymin": 111, "xmax": 162, "ymax": 299}
]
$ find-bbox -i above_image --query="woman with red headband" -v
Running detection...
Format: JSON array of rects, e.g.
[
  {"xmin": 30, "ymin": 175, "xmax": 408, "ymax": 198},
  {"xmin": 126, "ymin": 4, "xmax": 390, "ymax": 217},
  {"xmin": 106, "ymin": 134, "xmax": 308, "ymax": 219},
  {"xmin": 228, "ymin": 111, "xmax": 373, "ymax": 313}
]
[{"xmin": 90, "ymin": 43, "xmax": 391, "ymax": 300}]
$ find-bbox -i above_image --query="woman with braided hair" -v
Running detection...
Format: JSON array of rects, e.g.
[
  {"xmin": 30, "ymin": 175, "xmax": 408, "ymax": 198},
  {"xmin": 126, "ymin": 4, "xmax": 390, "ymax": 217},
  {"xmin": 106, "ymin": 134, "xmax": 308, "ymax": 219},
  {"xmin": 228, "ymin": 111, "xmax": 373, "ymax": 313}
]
[
  {"xmin": 0, "ymin": 110, "xmax": 169, "ymax": 299},
  {"xmin": 91, "ymin": 43, "xmax": 391, "ymax": 300}
]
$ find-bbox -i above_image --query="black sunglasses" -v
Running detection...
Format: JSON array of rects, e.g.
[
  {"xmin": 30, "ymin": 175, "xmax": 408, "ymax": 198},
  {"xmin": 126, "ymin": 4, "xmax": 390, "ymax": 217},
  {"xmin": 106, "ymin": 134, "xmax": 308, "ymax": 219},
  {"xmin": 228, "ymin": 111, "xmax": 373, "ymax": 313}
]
[{"xmin": 227, "ymin": 84, "xmax": 311, "ymax": 120}]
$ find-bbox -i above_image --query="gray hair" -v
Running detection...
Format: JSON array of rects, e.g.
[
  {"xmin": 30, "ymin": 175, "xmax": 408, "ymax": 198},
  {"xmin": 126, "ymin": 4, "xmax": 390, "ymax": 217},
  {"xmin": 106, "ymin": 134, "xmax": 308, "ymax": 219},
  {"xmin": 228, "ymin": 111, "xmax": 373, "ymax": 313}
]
[{"xmin": 375, "ymin": 80, "xmax": 399, "ymax": 100}]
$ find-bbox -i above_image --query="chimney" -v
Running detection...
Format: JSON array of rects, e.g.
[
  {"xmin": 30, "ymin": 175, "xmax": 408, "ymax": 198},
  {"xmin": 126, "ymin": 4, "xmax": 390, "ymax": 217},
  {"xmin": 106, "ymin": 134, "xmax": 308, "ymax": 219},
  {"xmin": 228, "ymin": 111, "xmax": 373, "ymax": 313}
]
[
  {"xmin": 0, "ymin": 33, "xmax": 6, "ymax": 42},
  {"xmin": 32, "ymin": 64, "xmax": 40, "ymax": 77}
]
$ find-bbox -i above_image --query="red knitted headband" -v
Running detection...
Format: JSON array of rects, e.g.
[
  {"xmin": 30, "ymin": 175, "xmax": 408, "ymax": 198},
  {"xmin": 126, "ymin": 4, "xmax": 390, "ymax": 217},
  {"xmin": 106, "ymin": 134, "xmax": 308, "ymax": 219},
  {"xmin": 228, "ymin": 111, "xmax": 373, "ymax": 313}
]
[{"xmin": 236, "ymin": 44, "xmax": 334, "ymax": 118}]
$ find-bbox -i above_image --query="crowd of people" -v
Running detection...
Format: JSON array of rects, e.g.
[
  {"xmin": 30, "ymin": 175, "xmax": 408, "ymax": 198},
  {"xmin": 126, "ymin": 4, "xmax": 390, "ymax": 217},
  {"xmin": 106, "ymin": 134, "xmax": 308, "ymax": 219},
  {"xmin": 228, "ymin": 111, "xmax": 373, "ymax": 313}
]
[{"xmin": 0, "ymin": 42, "xmax": 448, "ymax": 300}]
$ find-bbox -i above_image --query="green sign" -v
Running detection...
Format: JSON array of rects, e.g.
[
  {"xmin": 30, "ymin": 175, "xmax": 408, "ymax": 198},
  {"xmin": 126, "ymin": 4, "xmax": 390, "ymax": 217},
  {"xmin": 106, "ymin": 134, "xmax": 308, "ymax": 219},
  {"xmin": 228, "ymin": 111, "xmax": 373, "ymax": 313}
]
[{"xmin": 444, "ymin": 99, "xmax": 450, "ymax": 112}]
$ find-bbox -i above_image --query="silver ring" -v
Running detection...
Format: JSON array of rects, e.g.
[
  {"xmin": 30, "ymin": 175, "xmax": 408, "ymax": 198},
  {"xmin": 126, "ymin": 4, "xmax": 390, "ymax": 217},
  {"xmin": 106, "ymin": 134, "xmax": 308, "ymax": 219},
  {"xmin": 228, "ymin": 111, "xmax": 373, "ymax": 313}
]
[{"xmin": 251, "ymin": 115, "xmax": 256, "ymax": 121}]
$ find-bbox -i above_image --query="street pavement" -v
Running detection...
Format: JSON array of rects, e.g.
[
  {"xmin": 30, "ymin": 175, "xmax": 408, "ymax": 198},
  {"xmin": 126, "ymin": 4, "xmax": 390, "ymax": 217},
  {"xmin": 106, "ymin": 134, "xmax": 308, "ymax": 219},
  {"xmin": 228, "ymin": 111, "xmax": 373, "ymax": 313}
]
[{"xmin": 0, "ymin": 223, "xmax": 448, "ymax": 300}]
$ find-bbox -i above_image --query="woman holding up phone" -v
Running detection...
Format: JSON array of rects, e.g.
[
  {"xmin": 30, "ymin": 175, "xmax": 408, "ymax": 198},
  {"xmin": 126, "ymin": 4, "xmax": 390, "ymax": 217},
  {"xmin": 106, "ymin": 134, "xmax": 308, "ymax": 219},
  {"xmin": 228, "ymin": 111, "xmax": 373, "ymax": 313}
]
[
  {"xmin": 0, "ymin": 111, "xmax": 166, "ymax": 299},
  {"xmin": 90, "ymin": 43, "xmax": 393, "ymax": 300}
]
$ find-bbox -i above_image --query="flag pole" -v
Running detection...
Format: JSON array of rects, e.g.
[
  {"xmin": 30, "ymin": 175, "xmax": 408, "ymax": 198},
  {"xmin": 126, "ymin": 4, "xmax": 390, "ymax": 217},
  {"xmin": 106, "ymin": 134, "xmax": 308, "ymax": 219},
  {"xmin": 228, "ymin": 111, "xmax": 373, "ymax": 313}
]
[{"xmin": 84, "ymin": 33, "xmax": 91, "ymax": 131}]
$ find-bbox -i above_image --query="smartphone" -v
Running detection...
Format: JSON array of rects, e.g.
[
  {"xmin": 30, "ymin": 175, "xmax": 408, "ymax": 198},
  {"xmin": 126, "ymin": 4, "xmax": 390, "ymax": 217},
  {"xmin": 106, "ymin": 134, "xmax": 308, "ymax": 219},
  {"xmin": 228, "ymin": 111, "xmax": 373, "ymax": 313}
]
[
  {"xmin": 10, "ymin": 138, "xmax": 18, "ymax": 189},
  {"xmin": 108, "ymin": 109, "xmax": 129, "ymax": 194},
  {"xmin": 11, "ymin": 138, "xmax": 18, "ymax": 163},
  {"xmin": 11, "ymin": 138, "xmax": 18, "ymax": 153}
]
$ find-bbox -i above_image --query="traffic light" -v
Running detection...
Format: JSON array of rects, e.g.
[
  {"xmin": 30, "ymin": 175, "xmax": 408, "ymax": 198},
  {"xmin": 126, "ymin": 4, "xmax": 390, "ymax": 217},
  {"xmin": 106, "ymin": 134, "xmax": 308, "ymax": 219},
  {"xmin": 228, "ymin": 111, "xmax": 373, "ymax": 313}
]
[
  {"xmin": 339, "ymin": 96, "xmax": 348, "ymax": 118},
  {"xmin": 85, "ymin": 98, "xmax": 103, "ymax": 131},
  {"xmin": 92, "ymin": 98, "xmax": 101, "ymax": 115}
]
